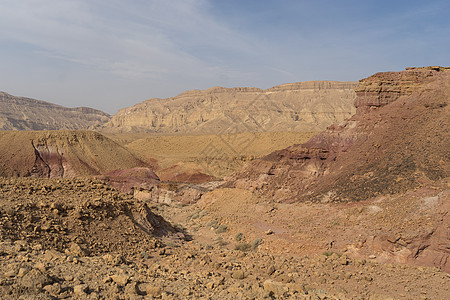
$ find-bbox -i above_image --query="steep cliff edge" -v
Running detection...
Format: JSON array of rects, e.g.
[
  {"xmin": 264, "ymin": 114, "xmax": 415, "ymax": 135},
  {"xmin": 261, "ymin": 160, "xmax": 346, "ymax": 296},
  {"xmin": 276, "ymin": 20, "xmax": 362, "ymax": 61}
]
[
  {"xmin": 101, "ymin": 81, "xmax": 357, "ymax": 134},
  {"xmin": 0, "ymin": 92, "xmax": 110, "ymax": 130},
  {"xmin": 354, "ymin": 66, "xmax": 446, "ymax": 113}
]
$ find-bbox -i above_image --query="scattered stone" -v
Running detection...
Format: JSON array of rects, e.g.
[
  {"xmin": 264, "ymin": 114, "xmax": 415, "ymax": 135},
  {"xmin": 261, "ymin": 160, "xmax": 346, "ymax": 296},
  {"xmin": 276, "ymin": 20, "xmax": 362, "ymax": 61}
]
[
  {"xmin": 73, "ymin": 284, "xmax": 89, "ymax": 295},
  {"xmin": 265, "ymin": 229, "xmax": 274, "ymax": 235},
  {"xmin": 140, "ymin": 284, "xmax": 162, "ymax": 297},
  {"xmin": 20, "ymin": 268, "xmax": 53, "ymax": 289},
  {"xmin": 263, "ymin": 279, "xmax": 287, "ymax": 297},
  {"xmin": 111, "ymin": 273, "xmax": 130, "ymax": 286},
  {"xmin": 232, "ymin": 270, "xmax": 246, "ymax": 280},
  {"xmin": 67, "ymin": 242, "xmax": 90, "ymax": 257}
]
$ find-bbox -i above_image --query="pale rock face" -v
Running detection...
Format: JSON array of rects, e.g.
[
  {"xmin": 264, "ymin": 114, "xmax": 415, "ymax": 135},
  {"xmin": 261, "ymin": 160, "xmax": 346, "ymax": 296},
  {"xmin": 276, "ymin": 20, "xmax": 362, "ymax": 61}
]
[
  {"xmin": 102, "ymin": 81, "xmax": 358, "ymax": 133},
  {"xmin": 0, "ymin": 92, "xmax": 110, "ymax": 130}
]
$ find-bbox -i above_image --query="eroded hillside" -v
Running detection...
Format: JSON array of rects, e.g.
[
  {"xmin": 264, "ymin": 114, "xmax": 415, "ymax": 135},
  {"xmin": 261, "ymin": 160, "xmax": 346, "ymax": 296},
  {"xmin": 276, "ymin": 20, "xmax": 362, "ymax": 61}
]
[
  {"xmin": 101, "ymin": 81, "xmax": 357, "ymax": 134},
  {"xmin": 0, "ymin": 92, "xmax": 110, "ymax": 130},
  {"xmin": 0, "ymin": 130, "xmax": 152, "ymax": 178},
  {"xmin": 0, "ymin": 68, "xmax": 449, "ymax": 299},
  {"xmin": 228, "ymin": 66, "xmax": 450, "ymax": 203}
]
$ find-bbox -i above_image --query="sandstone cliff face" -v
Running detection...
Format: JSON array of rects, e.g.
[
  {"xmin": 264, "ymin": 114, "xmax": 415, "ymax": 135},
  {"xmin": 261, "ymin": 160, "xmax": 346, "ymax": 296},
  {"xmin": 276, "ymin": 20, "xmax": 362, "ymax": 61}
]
[
  {"xmin": 0, "ymin": 131, "xmax": 149, "ymax": 178},
  {"xmin": 0, "ymin": 92, "xmax": 110, "ymax": 130},
  {"xmin": 354, "ymin": 66, "xmax": 445, "ymax": 113},
  {"xmin": 101, "ymin": 81, "xmax": 357, "ymax": 134}
]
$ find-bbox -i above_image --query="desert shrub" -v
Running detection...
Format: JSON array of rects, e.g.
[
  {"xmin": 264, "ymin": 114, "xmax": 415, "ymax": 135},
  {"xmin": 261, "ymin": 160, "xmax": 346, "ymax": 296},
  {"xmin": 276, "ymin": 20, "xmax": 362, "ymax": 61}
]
[
  {"xmin": 251, "ymin": 238, "xmax": 262, "ymax": 249},
  {"xmin": 215, "ymin": 224, "xmax": 228, "ymax": 234},
  {"xmin": 235, "ymin": 243, "xmax": 252, "ymax": 251},
  {"xmin": 235, "ymin": 238, "xmax": 262, "ymax": 251},
  {"xmin": 214, "ymin": 237, "xmax": 229, "ymax": 247},
  {"xmin": 235, "ymin": 232, "xmax": 243, "ymax": 241},
  {"xmin": 322, "ymin": 251, "xmax": 341, "ymax": 258},
  {"xmin": 206, "ymin": 219, "xmax": 218, "ymax": 229},
  {"xmin": 189, "ymin": 209, "xmax": 202, "ymax": 220}
]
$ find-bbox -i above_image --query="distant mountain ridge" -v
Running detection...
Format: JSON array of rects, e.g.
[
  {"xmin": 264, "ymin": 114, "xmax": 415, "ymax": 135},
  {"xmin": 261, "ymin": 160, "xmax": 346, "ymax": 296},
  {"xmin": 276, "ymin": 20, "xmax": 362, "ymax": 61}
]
[
  {"xmin": 100, "ymin": 80, "xmax": 358, "ymax": 134},
  {"xmin": 1, "ymin": 80, "xmax": 357, "ymax": 133},
  {"xmin": 0, "ymin": 91, "xmax": 110, "ymax": 130}
]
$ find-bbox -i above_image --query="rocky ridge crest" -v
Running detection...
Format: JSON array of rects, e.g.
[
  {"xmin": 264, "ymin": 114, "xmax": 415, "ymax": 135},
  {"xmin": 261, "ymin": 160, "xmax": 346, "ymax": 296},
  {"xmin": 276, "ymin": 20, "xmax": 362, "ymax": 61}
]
[{"xmin": 0, "ymin": 92, "xmax": 110, "ymax": 130}]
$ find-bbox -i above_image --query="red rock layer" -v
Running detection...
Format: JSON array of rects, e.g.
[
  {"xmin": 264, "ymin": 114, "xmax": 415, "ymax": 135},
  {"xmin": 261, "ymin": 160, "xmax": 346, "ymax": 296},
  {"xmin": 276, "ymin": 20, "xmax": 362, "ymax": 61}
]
[
  {"xmin": 228, "ymin": 67, "xmax": 450, "ymax": 203},
  {"xmin": 226, "ymin": 66, "xmax": 450, "ymax": 272}
]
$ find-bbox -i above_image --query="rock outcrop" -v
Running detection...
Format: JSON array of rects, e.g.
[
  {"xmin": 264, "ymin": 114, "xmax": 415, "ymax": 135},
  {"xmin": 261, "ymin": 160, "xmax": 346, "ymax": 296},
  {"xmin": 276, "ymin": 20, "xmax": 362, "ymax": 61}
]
[
  {"xmin": 0, "ymin": 91, "xmax": 110, "ymax": 130},
  {"xmin": 354, "ymin": 66, "xmax": 448, "ymax": 113},
  {"xmin": 226, "ymin": 66, "xmax": 450, "ymax": 272},
  {"xmin": 0, "ymin": 130, "xmax": 150, "ymax": 177},
  {"xmin": 229, "ymin": 67, "xmax": 449, "ymax": 202},
  {"xmin": 101, "ymin": 81, "xmax": 357, "ymax": 134}
]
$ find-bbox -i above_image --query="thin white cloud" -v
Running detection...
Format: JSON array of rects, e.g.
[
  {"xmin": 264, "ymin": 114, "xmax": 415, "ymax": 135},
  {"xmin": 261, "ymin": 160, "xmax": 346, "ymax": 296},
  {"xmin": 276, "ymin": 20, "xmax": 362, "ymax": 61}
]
[
  {"xmin": 0, "ymin": 0, "xmax": 448, "ymax": 113},
  {"xmin": 0, "ymin": 0, "xmax": 259, "ymax": 83}
]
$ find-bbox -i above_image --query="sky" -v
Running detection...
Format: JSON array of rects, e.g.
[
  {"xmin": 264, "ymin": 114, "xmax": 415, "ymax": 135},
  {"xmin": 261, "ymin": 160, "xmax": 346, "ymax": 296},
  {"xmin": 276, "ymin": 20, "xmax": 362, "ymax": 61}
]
[{"xmin": 0, "ymin": 0, "xmax": 449, "ymax": 114}]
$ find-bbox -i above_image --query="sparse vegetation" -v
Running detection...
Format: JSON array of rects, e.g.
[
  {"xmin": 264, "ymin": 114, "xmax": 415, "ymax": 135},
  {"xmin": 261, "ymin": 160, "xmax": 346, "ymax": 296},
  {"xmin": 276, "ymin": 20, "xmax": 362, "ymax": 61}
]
[
  {"xmin": 234, "ymin": 242, "xmax": 252, "ymax": 251},
  {"xmin": 235, "ymin": 238, "xmax": 262, "ymax": 252},
  {"xmin": 214, "ymin": 237, "xmax": 228, "ymax": 247},
  {"xmin": 206, "ymin": 219, "xmax": 218, "ymax": 229},
  {"xmin": 215, "ymin": 224, "xmax": 228, "ymax": 234},
  {"xmin": 189, "ymin": 209, "xmax": 202, "ymax": 220},
  {"xmin": 322, "ymin": 251, "xmax": 342, "ymax": 258},
  {"xmin": 251, "ymin": 238, "xmax": 262, "ymax": 249}
]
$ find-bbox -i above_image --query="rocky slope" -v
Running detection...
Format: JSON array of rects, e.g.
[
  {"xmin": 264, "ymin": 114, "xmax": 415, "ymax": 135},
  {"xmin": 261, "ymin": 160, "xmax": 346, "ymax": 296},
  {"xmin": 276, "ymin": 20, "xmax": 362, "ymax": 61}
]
[
  {"xmin": 101, "ymin": 81, "xmax": 357, "ymax": 134},
  {"xmin": 1, "ymin": 177, "xmax": 449, "ymax": 299},
  {"xmin": 225, "ymin": 66, "xmax": 450, "ymax": 272},
  {"xmin": 0, "ymin": 92, "xmax": 110, "ymax": 130},
  {"xmin": 0, "ymin": 130, "xmax": 152, "ymax": 178},
  {"xmin": 229, "ymin": 66, "xmax": 449, "ymax": 203}
]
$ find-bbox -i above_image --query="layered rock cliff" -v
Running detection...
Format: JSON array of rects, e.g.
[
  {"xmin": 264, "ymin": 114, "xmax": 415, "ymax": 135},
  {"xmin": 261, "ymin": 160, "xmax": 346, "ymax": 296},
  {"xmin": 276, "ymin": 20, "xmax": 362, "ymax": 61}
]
[
  {"xmin": 0, "ymin": 92, "xmax": 110, "ymax": 130},
  {"xmin": 101, "ymin": 81, "xmax": 357, "ymax": 133},
  {"xmin": 229, "ymin": 67, "xmax": 449, "ymax": 202},
  {"xmin": 354, "ymin": 66, "xmax": 444, "ymax": 113},
  {"xmin": 226, "ymin": 66, "xmax": 450, "ymax": 272}
]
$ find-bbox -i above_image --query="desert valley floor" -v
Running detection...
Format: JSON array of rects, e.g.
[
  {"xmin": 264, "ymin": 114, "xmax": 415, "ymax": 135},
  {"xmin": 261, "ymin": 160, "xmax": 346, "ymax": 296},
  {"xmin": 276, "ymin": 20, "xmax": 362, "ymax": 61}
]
[{"xmin": 0, "ymin": 67, "xmax": 449, "ymax": 299}]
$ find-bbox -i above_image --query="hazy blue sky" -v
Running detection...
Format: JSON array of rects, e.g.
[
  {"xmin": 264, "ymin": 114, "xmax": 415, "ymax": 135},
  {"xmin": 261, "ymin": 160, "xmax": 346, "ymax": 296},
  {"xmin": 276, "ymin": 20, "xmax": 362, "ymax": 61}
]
[{"xmin": 1, "ymin": 0, "xmax": 449, "ymax": 113}]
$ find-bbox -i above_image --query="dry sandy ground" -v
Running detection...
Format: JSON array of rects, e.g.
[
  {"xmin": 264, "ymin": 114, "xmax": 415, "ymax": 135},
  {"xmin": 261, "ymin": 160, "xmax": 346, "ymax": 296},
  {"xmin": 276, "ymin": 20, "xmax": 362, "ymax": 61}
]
[{"xmin": 106, "ymin": 131, "xmax": 317, "ymax": 179}]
